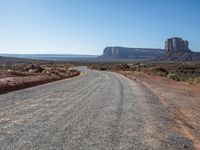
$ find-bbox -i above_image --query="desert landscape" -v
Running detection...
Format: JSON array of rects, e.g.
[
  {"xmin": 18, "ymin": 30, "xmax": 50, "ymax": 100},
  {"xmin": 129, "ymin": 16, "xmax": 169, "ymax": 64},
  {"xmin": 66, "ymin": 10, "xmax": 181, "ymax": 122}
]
[
  {"xmin": 1, "ymin": 38, "xmax": 200, "ymax": 149},
  {"xmin": 1, "ymin": 0, "xmax": 200, "ymax": 149}
]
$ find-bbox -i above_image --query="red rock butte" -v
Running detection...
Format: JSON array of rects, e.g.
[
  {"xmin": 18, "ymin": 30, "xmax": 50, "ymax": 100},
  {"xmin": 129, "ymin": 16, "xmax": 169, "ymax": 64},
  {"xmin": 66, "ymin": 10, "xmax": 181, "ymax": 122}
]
[{"xmin": 164, "ymin": 37, "xmax": 191, "ymax": 53}]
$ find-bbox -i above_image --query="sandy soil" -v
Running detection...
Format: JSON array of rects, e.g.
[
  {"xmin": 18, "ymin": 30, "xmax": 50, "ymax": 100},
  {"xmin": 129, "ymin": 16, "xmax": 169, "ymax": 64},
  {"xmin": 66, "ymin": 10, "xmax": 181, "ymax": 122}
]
[{"xmin": 118, "ymin": 71, "xmax": 200, "ymax": 149}]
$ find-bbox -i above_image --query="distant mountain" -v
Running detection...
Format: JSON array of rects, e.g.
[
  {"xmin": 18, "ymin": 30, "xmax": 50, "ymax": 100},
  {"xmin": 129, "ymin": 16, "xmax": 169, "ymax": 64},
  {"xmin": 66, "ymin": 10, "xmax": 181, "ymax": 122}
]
[
  {"xmin": 0, "ymin": 56, "xmax": 22, "ymax": 61},
  {"xmin": 0, "ymin": 56, "xmax": 34, "ymax": 64},
  {"xmin": 156, "ymin": 37, "xmax": 200, "ymax": 62},
  {"xmin": 0, "ymin": 54, "xmax": 98, "ymax": 61},
  {"xmin": 99, "ymin": 47, "xmax": 163, "ymax": 60}
]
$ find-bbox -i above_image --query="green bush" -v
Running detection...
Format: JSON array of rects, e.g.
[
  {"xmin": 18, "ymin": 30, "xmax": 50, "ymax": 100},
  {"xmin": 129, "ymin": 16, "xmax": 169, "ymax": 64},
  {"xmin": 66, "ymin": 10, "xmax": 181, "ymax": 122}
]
[{"xmin": 167, "ymin": 73, "xmax": 180, "ymax": 81}]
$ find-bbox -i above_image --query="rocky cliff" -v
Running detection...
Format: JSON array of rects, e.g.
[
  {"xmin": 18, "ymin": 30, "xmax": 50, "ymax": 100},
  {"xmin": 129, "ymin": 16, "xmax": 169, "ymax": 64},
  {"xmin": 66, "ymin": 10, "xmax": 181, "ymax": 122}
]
[
  {"xmin": 164, "ymin": 37, "xmax": 190, "ymax": 52},
  {"xmin": 156, "ymin": 37, "xmax": 200, "ymax": 62},
  {"xmin": 100, "ymin": 47, "xmax": 163, "ymax": 60}
]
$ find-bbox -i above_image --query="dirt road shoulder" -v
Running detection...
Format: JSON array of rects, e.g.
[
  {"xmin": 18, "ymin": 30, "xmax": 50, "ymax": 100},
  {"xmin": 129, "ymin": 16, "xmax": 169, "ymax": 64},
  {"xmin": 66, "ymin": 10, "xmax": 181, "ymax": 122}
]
[{"xmin": 118, "ymin": 71, "xmax": 200, "ymax": 149}]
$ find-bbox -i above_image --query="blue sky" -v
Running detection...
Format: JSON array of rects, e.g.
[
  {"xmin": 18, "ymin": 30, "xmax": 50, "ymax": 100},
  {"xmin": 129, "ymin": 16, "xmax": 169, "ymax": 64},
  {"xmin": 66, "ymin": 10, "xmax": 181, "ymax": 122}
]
[{"xmin": 1, "ymin": 0, "xmax": 200, "ymax": 54}]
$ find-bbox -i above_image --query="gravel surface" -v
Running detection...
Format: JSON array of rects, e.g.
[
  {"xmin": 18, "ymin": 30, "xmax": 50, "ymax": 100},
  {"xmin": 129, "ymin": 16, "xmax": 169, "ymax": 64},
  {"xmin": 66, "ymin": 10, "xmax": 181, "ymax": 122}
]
[{"xmin": 0, "ymin": 67, "xmax": 194, "ymax": 150}]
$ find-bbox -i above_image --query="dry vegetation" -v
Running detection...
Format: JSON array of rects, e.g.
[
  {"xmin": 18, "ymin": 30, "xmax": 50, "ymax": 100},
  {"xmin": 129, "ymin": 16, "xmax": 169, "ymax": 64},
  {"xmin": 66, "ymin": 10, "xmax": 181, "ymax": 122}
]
[
  {"xmin": 90, "ymin": 62, "xmax": 200, "ymax": 83},
  {"xmin": 0, "ymin": 62, "xmax": 80, "ymax": 94}
]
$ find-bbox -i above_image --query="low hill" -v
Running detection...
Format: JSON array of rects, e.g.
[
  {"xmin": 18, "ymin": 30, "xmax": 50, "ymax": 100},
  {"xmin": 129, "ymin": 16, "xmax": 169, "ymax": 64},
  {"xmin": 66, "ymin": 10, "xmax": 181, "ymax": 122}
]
[
  {"xmin": 156, "ymin": 52, "xmax": 200, "ymax": 62},
  {"xmin": 0, "ymin": 56, "xmax": 36, "ymax": 64}
]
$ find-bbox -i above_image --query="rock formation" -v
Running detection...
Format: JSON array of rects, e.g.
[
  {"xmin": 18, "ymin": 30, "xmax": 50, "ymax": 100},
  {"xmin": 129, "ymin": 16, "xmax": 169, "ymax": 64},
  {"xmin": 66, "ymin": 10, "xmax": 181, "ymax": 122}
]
[
  {"xmin": 156, "ymin": 37, "xmax": 200, "ymax": 62},
  {"xmin": 99, "ymin": 37, "xmax": 200, "ymax": 61},
  {"xmin": 99, "ymin": 47, "xmax": 163, "ymax": 60},
  {"xmin": 164, "ymin": 37, "xmax": 191, "ymax": 53}
]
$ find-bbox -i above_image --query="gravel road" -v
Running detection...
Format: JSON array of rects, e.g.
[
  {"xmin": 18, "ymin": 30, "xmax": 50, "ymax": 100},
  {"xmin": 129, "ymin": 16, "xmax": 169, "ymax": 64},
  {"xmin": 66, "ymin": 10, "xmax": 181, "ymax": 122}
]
[{"xmin": 0, "ymin": 67, "xmax": 194, "ymax": 150}]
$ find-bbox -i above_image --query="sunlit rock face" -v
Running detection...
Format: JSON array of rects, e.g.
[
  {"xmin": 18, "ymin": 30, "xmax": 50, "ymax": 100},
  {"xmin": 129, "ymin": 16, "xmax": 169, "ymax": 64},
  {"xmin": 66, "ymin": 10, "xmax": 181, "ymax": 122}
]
[
  {"xmin": 100, "ymin": 47, "xmax": 163, "ymax": 59},
  {"xmin": 164, "ymin": 37, "xmax": 191, "ymax": 53},
  {"xmin": 156, "ymin": 37, "xmax": 200, "ymax": 62}
]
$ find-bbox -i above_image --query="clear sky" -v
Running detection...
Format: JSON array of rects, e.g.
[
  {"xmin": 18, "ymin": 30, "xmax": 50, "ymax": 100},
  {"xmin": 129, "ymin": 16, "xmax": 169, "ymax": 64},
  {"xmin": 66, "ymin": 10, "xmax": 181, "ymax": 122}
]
[{"xmin": 1, "ymin": 0, "xmax": 200, "ymax": 54}]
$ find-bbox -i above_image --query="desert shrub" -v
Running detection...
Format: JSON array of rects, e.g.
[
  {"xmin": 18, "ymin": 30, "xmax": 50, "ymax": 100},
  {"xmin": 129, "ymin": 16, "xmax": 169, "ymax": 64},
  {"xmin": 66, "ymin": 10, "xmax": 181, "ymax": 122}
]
[
  {"xmin": 70, "ymin": 69, "xmax": 78, "ymax": 72},
  {"xmin": 149, "ymin": 67, "xmax": 168, "ymax": 77},
  {"xmin": 115, "ymin": 64, "xmax": 130, "ymax": 71},
  {"xmin": 172, "ymin": 65, "xmax": 200, "ymax": 81},
  {"xmin": 167, "ymin": 73, "xmax": 180, "ymax": 81},
  {"xmin": 122, "ymin": 64, "xmax": 130, "ymax": 71},
  {"xmin": 44, "ymin": 70, "xmax": 51, "ymax": 75},
  {"xmin": 69, "ymin": 69, "xmax": 80, "ymax": 75},
  {"xmin": 58, "ymin": 69, "xmax": 66, "ymax": 73},
  {"xmin": 176, "ymin": 65, "xmax": 196, "ymax": 72},
  {"xmin": 99, "ymin": 66, "xmax": 107, "ymax": 71},
  {"xmin": 25, "ymin": 64, "xmax": 44, "ymax": 73},
  {"xmin": 193, "ymin": 76, "xmax": 200, "ymax": 83},
  {"xmin": 138, "ymin": 63, "xmax": 147, "ymax": 68}
]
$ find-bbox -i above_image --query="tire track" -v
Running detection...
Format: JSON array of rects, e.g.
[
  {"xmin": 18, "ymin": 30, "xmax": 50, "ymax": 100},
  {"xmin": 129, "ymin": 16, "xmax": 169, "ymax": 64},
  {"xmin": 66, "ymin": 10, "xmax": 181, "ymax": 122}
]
[
  {"xmin": 0, "ymin": 67, "xmax": 194, "ymax": 150},
  {"xmin": 17, "ymin": 72, "xmax": 108, "ymax": 149},
  {"xmin": 104, "ymin": 73, "xmax": 125, "ymax": 149}
]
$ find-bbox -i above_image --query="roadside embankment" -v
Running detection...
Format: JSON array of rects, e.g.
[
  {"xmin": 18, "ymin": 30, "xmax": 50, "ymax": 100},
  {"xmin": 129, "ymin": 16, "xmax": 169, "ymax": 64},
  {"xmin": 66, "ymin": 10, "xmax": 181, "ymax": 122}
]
[{"xmin": 0, "ymin": 64, "xmax": 80, "ymax": 94}]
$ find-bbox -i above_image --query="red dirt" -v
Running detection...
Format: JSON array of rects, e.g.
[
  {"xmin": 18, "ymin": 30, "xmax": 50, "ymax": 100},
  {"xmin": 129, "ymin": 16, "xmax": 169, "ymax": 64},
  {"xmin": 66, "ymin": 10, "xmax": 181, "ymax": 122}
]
[{"xmin": 118, "ymin": 71, "xmax": 200, "ymax": 149}]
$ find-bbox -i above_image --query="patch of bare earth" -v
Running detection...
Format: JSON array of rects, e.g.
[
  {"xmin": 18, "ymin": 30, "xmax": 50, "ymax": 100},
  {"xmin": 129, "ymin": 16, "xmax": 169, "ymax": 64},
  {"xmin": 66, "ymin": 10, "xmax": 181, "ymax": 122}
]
[{"xmin": 118, "ymin": 71, "xmax": 200, "ymax": 150}]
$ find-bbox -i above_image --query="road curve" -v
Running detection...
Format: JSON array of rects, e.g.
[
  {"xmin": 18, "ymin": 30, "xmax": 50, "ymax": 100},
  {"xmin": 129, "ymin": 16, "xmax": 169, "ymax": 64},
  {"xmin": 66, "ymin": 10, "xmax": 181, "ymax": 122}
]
[{"xmin": 0, "ymin": 67, "xmax": 193, "ymax": 150}]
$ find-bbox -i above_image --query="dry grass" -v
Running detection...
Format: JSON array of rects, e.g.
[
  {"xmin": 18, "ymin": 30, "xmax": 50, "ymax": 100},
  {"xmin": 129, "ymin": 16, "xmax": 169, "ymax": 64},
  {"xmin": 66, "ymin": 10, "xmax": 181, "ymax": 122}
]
[
  {"xmin": 90, "ymin": 62, "xmax": 200, "ymax": 83},
  {"xmin": 0, "ymin": 63, "xmax": 80, "ymax": 94}
]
